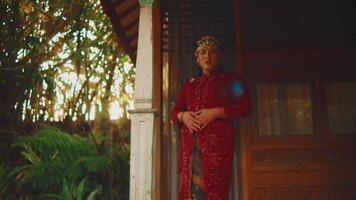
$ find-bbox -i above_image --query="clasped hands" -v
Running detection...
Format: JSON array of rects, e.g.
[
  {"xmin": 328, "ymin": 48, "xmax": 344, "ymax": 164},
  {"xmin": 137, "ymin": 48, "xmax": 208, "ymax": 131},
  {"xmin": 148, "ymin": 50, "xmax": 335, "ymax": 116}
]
[{"xmin": 180, "ymin": 108, "xmax": 222, "ymax": 133}]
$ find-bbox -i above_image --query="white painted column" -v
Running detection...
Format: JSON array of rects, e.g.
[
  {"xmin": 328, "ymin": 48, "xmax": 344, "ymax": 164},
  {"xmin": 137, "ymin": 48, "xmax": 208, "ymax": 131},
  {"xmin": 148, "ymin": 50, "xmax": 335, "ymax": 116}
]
[{"xmin": 129, "ymin": 1, "xmax": 156, "ymax": 200}]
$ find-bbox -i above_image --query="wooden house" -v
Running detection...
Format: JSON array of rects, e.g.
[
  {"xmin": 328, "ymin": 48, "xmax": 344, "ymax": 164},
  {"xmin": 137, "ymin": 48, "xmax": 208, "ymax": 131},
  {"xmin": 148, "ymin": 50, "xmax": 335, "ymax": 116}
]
[{"xmin": 100, "ymin": 0, "xmax": 356, "ymax": 199}]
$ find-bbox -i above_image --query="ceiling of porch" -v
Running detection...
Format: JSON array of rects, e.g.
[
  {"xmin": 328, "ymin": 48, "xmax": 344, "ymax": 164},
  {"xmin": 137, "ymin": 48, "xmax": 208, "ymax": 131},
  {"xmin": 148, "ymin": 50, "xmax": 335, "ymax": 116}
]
[
  {"xmin": 100, "ymin": 0, "xmax": 356, "ymax": 64},
  {"xmin": 100, "ymin": 0, "xmax": 140, "ymax": 62}
]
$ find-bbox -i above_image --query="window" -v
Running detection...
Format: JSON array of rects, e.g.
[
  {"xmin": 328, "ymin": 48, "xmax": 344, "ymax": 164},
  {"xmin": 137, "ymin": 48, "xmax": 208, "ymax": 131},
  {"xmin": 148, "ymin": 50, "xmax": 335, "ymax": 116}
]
[
  {"xmin": 257, "ymin": 82, "xmax": 313, "ymax": 136},
  {"xmin": 326, "ymin": 81, "xmax": 356, "ymax": 135}
]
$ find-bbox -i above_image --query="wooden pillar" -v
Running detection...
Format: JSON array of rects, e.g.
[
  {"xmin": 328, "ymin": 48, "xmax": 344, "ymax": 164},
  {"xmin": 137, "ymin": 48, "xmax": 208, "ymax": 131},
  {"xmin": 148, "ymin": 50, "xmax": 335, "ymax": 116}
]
[{"xmin": 129, "ymin": 1, "xmax": 157, "ymax": 199}]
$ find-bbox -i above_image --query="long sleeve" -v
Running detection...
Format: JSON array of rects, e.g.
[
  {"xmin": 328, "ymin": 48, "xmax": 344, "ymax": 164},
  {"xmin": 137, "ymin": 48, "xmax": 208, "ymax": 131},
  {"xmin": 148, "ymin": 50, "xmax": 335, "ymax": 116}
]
[
  {"xmin": 171, "ymin": 82, "xmax": 188, "ymax": 124},
  {"xmin": 223, "ymin": 73, "xmax": 251, "ymax": 119}
]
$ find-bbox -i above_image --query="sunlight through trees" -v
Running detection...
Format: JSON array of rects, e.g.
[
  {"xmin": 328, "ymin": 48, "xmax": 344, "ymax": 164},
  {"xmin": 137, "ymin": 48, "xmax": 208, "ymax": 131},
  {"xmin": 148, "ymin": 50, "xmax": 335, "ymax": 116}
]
[{"xmin": 1, "ymin": 0, "xmax": 135, "ymax": 122}]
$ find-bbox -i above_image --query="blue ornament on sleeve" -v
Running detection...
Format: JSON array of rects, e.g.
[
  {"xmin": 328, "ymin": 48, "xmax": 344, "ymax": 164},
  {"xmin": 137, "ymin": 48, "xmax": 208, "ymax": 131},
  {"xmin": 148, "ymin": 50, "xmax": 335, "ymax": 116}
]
[{"xmin": 231, "ymin": 80, "xmax": 244, "ymax": 97}]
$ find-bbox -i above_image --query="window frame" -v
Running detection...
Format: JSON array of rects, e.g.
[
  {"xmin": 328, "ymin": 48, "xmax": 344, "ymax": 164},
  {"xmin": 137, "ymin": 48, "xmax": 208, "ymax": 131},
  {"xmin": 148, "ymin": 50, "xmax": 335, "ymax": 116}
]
[
  {"xmin": 255, "ymin": 82, "xmax": 314, "ymax": 136},
  {"xmin": 249, "ymin": 69, "xmax": 321, "ymax": 146},
  {"xmin": 244, "ymin": 47, "xmax": 356, "ymax": 148},
  {"xmin": 319, "ymin": 68, "xmax": 356, "ymax": 144}
]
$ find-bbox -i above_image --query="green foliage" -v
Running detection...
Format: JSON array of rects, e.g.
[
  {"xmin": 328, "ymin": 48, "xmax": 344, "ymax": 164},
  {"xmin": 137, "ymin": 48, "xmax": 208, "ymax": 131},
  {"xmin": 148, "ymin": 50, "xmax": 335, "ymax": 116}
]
[
  {"xmin": 0, "ymin": 121, "xmax": 130, "ymax": 200},
  {"xmin": 0, "ymin": 0, "xmax": 133, "ymax": 198},
  {"xmin": 90, "ymin": 118, "xmax": 130, "ymax": 199},
  {"xmin": 0, "ymin": 164, "xmax": 11, "ymax": 197},
  {"xmin": 0, "ymin": 0, "xmax": 135, "ymax": 122},
  {"xmin": 11, "ymin": 127, "xmax": 107, "ymax": 198},
  {"xmin": 46, "ymin": 178, "xmax": 102, "ymax": 200}
]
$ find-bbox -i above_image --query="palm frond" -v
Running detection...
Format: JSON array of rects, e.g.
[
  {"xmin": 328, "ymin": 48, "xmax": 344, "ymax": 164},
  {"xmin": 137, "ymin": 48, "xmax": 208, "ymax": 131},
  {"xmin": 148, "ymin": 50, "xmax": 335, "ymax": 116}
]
[
  {"xmin": 46, "ymin": 178, "xmax": 102, "ymax": 200},
  {"xmin": 0, "ymin": 164, "xmax": 9, "ymax": 196},
  {"xmin": 11, "ymin": 127, "xmax": 108, "ymax": 193}
]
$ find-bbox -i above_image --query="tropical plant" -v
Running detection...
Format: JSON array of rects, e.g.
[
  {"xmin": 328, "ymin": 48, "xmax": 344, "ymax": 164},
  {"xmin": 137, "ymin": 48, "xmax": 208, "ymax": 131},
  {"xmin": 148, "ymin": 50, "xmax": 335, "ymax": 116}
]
[
  {"xmin": 10, "ymin": 127, "xmax": 107, "ymax": 199},
  {"xmin": 46, "ymin": 178, "xmax": 102, "ymax": 200},
  {"xmin": 0, "ymin": 164, "xmax": 12, "ymax": 198},
  {"xmin": 1, "ymin": 122, "xmax": 130, "ymax": 200},
  {"xmin": 1, "ymin": 1, "xmax": 133, "ymax": 198}
]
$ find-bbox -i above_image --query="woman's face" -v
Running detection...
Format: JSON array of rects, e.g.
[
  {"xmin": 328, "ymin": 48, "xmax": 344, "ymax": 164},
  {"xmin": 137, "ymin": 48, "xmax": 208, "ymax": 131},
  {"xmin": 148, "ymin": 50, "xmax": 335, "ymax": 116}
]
[{"xmin": 196, "ymin": 47, "xmax": 222, "ymax": 74}]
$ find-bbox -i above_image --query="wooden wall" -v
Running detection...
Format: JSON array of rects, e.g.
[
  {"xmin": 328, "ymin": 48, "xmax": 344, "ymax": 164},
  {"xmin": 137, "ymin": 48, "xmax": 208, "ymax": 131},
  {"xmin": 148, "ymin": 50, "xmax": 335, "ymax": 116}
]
[
  {"xmin": 240, "ymin": 41, "xmax": 356, "ymax": 200},
  {"xmin": 238, "ymin": 0, "xmax": 356, "ymax": 199}
]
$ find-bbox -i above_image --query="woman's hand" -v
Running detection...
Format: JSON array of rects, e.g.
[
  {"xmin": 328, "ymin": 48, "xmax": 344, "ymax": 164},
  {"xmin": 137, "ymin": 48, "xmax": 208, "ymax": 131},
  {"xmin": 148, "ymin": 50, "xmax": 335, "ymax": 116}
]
[
  {"xmin": 196, "ymin": 108, "xmax": 226, "ymax": 130},
  {"xmin": 181, "ymin": 111, "xmax": 200, "ymax": 133}
]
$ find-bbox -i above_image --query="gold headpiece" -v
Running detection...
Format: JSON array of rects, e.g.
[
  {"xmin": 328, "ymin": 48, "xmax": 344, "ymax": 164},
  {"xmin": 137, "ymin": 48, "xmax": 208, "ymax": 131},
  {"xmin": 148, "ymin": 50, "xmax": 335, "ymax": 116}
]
[{"xmin": 195, "ymin": 36, "xmax": 222, "ymax": 57}]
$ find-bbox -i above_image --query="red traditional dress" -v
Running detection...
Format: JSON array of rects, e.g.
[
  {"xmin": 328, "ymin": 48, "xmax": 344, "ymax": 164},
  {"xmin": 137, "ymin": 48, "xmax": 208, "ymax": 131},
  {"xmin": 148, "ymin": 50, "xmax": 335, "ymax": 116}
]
[{"xmin": 171, "ymin": 71, "xmax": 251, "ymax": 200}]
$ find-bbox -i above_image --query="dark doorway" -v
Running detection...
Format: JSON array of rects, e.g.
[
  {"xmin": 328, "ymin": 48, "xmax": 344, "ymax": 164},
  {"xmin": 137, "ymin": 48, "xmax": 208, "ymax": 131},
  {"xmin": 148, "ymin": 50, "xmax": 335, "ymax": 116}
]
[{"xmin": 160, "ymin": 0, "xmax": 240, "ymax": 199}]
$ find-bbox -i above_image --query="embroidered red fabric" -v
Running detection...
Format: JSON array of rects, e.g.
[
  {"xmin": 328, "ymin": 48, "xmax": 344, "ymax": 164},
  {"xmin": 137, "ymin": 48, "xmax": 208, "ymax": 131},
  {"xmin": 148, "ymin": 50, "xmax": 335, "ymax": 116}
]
[{"xmin": 171, "ymin": 72, "xmax": 251, "ymax": 200}]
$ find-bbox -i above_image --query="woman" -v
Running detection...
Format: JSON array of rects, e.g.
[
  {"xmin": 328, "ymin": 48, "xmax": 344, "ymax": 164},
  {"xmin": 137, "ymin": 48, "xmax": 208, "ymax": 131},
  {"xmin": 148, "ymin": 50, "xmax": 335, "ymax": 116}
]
[{"xmin": 171, "ymin": 36, "xmax": 251, "ymax": 200}]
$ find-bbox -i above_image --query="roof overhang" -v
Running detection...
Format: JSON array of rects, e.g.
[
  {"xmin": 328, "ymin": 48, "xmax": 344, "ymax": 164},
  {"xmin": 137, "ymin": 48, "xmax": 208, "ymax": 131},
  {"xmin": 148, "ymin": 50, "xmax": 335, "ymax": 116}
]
[{"xmin": 100, "ymin": 0, "xmax": 140, "ymax": 63}]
